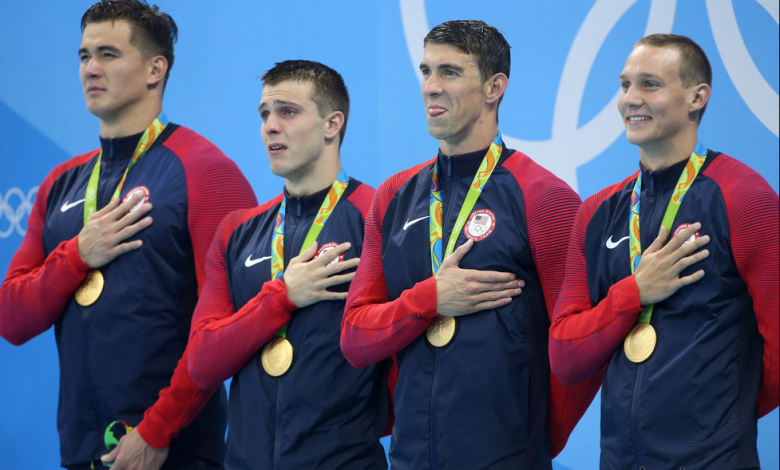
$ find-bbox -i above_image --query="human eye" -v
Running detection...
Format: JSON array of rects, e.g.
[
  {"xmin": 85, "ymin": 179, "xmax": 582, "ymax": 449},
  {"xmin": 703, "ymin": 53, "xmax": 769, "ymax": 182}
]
[
  {"xmin": 281, "ymin": 108, "xmax": 296, "ymax": 117},
  {"xmin": 259, "ymin": 110, "xmax": 270, "ymax": 121},
  {"xmin": 420, "ymin": 67, "xmax": 431, "ymax": 77},
  {"xmin": 442, "ymin": 69, "xmax": 458, "ymax": 77},
  {"xmin": 644, "ymin": 81, "xmax": 659, "ymax": 90},
  {"xmin": 620, "ymin": 81, "xmax": 630, "ymax": 91}
]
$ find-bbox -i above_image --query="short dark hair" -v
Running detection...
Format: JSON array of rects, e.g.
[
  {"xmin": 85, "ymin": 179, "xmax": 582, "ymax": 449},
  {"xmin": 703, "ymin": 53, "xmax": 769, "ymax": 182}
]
[
  {"xmin": 636, "ymin": 34, "xmax": 712, "ymax": 122},
  {"xmin": 262, "ymin": 60, "xmax": 351, "ymax": 147},
  {"xmin": 81, "ymin": 0, "xmax": 178, "ymax": 86},
  {"xmin": 424, "ymin": 20, "xmax": 511, "ymax": 82}
]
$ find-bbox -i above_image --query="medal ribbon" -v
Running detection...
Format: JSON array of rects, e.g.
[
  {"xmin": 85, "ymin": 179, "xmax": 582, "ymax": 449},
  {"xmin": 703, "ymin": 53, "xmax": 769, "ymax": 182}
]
[
  {"xmin": 629, "ymin": 141, "xmax": 707, "ymax": 323},
  {"xmin": 83, "ymin": 113, "xmax": 168, "ymax": 225},
  {"xmin": 271, "ymin": 168, "xmax": 350, "ymax": 337},
  {"xmin": 429, "ymin": 133, "xmax": 503, "ymax": 274}
]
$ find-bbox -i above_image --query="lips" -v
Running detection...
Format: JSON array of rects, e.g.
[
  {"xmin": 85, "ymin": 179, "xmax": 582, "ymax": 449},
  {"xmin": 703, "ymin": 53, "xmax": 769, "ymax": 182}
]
[
  {"xmin": 427, "ymin": 105, "xmax": 447, "ymax": 117},
  {"xmin": 627, "ymin": 115, "xmax": 651, "ymax": 122},
  {"xmin": 268, "ymin": 143, "xmax": 288, "ymax": 154}
]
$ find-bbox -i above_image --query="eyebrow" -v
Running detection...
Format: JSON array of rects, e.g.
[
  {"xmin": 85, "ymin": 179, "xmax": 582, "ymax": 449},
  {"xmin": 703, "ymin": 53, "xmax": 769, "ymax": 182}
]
[
  {"xmin": 258, "ymin": 99, "xmax": 301, "ymax": 110},
  {"xmin": 79, "ymin": 45, "xmax": 121, "ymax": 55},
  {"xmin": 419, "ymin": 62, "xmax": 466, "ymax": 73}
]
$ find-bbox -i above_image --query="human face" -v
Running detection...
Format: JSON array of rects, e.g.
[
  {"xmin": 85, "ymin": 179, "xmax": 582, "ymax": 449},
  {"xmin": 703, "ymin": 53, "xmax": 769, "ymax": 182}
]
[
  {"xmin": 420, "ymin": 43, "xmax": 489, "ymax": 155},
  {"xmin": 79, "ymin": 20, "xmax": 153, "ymax": 124},
  {"xmin": 618, "ymin": 45, "xmax": 698, "ymax": 155},
  {"xmin": 259, "ymin": 80, "xmax": 329, "ymax": 183}
]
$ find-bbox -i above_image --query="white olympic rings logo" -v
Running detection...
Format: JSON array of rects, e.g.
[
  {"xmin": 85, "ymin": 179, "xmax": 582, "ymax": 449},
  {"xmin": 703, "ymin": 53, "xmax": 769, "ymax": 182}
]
[
  {"xmin": 0, "ymin": 186, "xmax": 38, "ymax": 239},
  {"xmin": 400, "ymin": 0, "xmax": 779, "ymax": 192}
]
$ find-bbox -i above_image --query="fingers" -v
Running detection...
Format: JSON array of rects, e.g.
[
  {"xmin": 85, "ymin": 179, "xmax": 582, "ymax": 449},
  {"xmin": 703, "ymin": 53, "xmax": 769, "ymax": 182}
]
[
  {"xmin": 105, "ymin": 192, "xmax": 147, "ymax": 222},
  {"xmin": 645, "ymin": 224, "xmax": 669, "ymax": 253},
  {"xmin": 676, "ymin": 269, "xmax": 706, "ymax": 288},
  {"xmin": 314, "ymin": 242, "xmax": 351, "ymax": 266},
  {"xmin": 323, "ymin": 256, "xmax": 359, "ymax": 276},
  {"xmin": 441, "ymin": 239, "xmax": 473, "ymax": 268},
  {"xmin": 663, "ymin": 223, "xmax": 701, "ymax": 253},
  {"xmin": 114, "ymin": 215, "xmax": 153, "ymax": 242},
  {"xmin": 322, "ymin": 271, "xmax": 356, "ymax": 288},
  {"xmin": 91, "ymin": 195, "xmax": 121, "ymax": 219},
  {"xmin": 471, "ymin": 286, "xmax": 522, "ymax": 304},
  {"xmin": 460, "ymin": 268, "xmax": 517, "ymax": 284}
]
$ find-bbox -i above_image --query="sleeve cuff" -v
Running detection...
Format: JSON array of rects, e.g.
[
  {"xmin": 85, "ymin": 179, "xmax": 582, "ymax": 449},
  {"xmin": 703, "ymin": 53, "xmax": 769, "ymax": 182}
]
[{"xmin": 65, "ymin": 237, "xmax": 91, "ymax": 272}]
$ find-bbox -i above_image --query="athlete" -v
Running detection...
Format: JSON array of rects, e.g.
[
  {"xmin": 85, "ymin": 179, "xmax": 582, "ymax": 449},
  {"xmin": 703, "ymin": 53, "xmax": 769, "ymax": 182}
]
[
  {"xmin": 187, "ymin": 60, "xmax": 391, "ymax": 470},
  {"xmin": 0, "ymin": 1, "xmax": 256, "ymax": 469},
  {"xmin": 549, "ymin": 34, "xmax": 779, "ymax": 470},
  {"xmin": 341, "ymin": 20, "xmax": 601, "ymax": 469}
]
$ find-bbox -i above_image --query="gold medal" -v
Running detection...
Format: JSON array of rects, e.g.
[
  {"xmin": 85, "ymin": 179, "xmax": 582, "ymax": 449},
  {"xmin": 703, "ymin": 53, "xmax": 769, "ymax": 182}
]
[
  {"xmin": 75, "ymin": 269, "xmax": 104, "ymax": 307},
  {"xmin": 624, "ymin": 322, "xmax": 657, "ymax": 363},
  {"xmin": 261, "ymin": 337, "xmax": 294, "ymax": 376},
  {"xmin": 426, "ymin": 315, "xmax": 456, "ymax": 347}
]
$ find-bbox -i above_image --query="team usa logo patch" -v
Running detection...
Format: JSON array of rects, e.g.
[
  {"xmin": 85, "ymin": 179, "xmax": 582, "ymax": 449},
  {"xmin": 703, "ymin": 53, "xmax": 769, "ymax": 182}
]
[
  {"xmin": 314, "ymin": 242, "xmax": 344, "ymax": 266},
  {"xmin": 122, "ymin": 185, "xmax": 150, "ymax": 212},
  {"xmin": 673, "ymin": 223, "xmax": 700, "ymax": 246},
  {"xmin": 464, "ymin": 209, "xmax": 496, "ymax": 241}
]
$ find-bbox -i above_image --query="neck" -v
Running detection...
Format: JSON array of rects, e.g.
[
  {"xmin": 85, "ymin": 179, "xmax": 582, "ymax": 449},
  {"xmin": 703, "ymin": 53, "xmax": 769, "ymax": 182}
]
[
  {"xmin": 99, "ymin": 98, "xmax": 162, "ymax": 139},
  {"xmin": 639, "ymin": 132, "xmax": 698, "ymax": 171},
  {"xmin": 440, "ymin": 118, "xmax": 498, "ymax": 156},
  {"xmin": 284, "ymin": 148, "xmax": 341, "ymax": 197}
]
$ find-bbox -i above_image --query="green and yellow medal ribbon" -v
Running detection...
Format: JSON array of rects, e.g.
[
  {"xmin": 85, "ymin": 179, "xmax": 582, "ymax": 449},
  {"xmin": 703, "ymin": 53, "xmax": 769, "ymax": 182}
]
[
  {"xmin": 429, "ymin": 133, "xmax": 503, "ymax": 274},
  {"xmin": 83, "ymin": 113, "xmax": 168, "ymax": 225},
  {"xmin": 270, "ymin": 168, "xmax": 349, "ymax": 338},
  {"xmin": 629, "ymin": 141, "xmax": 707, "ymax": 324}
]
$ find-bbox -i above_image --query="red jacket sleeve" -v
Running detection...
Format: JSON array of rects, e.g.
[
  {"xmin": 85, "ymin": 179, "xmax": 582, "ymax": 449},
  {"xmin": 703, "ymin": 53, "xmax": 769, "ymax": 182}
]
[
  {"xmin": 704, "ymin": 156, "xmax": 779, "ymax": 418},
  {"xmin": 506, "ymin": 152, "xmax": 603, "ymax": 457},
  {"xmin": 136, "ymin": 130, "xmax": 258, "ymax": 449},
  {"xmin": 341, "ymin": 165, "xmax": 439, "ymax": 369},
  {"xmin": 549, "ymin": 176, "xmax": 644, "ymax": 389},
  {"xmin": 0, "ymin": 154, "xmax": 94, "ymax": 346},
  {"xmin": 186, "ymin": 199, "xmax": 299, "ymax": 390}
]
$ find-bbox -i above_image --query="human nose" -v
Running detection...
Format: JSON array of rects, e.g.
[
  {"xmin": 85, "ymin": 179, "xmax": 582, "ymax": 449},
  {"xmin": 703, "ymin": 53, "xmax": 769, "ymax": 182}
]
[
  {"xmin": 263, "ymin": 113, "xmax": 280, "ymax": 135},
  {"xmin": 84, "ymin": 57, "xmax": 102, "ymax": 78},
  {"xmin": 622, "ymin": 84, "xmax": 642, "ymax": 107},
  {"xmin": 422, "ymin": 73, "xmax": 442, "ymax": 97}
]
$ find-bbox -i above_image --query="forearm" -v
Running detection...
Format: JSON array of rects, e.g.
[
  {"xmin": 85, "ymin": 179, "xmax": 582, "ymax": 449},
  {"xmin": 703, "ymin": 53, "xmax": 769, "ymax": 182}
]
[
  {"xmin": 550, "ymin": 276, "xmax": 643, "ymax": 386},
  {"xmin": 342, "ymin": 275, "xmax": 438, "ymax": 368},
  {"xmin": 0, "ymin": 237, "xmax": 89, "ymax": 345},
  {"xmin": 188, "ymin": 279, "xmax": 295, "ymax": 389}
]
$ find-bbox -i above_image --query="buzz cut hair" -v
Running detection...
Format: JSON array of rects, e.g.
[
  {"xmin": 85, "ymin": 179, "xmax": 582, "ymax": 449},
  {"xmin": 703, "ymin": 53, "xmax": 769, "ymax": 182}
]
[
  {"xmin": 262, "ymin": 60, "xmax": 351, "ymax": 147},
  {"xmin": 636, "ymin": 34, "xmax": 712, "ymax": 122}
]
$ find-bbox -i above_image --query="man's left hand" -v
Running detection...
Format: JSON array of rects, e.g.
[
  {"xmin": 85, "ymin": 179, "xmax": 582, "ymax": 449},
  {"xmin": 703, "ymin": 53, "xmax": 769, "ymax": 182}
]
[{"xmin": 100, "ymin": 428, "xmax": 168, "ymax": 470}]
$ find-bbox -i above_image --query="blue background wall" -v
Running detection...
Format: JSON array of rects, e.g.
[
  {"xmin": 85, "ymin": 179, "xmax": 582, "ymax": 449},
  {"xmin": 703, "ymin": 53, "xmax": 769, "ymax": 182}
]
[{"xmin": 0, "ymin": 1, "xmax": 777, "ymax": 468}]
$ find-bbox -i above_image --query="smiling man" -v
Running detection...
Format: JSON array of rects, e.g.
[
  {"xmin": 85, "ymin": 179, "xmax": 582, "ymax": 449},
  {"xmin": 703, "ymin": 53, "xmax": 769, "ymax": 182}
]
[
  {"xmin": 0, "ymin": 1, "xmax": 256, "ymax": 469},
  {"xmin": 550, "ymin": 34, "xmax": 779, "ymax": 469},
  {"xmin": 341, "ymin": 20, "xmax": 601, "ymax": 469},
  {"xmin": 187, "ymin": 60, "xmax": 391, "ymax": 470}
]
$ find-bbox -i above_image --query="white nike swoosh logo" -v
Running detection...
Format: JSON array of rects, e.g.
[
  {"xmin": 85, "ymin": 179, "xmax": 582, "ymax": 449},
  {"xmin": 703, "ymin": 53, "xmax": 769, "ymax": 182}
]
[
  {"xmin": 245, "ymin": 255, "xmax": 272, "ymax": 267},
  {"xmin": 60, "ymin": 199, "xmax": 85, "ymax": 212},
  {"xmin": 403, "ymin": 215, "xmax": 430, "ymax": 231},
  {"xmin": 605, "ymin": 235, "xmax": 630, "ymax": 249}
]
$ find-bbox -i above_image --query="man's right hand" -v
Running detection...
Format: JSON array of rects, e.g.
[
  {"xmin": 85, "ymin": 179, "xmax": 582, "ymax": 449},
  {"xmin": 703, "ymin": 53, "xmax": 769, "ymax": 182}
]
[
  {"xmin": 77, "ymin": 192, "xmax": 153, "ymax": 268},
  {"xmin": 634, "ymin": 222, "xmax": 711, "ymax": 306},
  {"xmin": 435, "ymin": 239, "xmax": 523, "ymax": 317},
  {"xmin": 284, "ymin": 241, "xmax": 360, "ymax": 309}
]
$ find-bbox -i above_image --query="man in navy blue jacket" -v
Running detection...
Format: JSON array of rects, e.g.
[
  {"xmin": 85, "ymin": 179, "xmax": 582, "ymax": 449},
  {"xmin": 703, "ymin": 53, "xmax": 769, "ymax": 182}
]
[
  {"xmin": 0, "ymin": 1, "xmax": 256, "ymax": 469},
  {"xmin": 550, "ymin": 34, "xmax": 778, "ymax": 469},
  {"xmin": 342, "ymin": 20, "xmax": 600, "ymax": 470},
  {"xmin": 188, "ymin": 60, "xmax": 391, "ymax": 470}
]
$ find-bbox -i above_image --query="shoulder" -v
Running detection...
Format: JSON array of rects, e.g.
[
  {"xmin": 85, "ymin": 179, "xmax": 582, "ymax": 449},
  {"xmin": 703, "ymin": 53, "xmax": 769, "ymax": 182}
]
[
  {"xmin": 374, "ymin": 158, "xmax": 434, "ymax": 207},
  {"xmin": 501, "ymin": 150, "xmax": 576, "ymax": 196},
  {"xmin": 702, "ymin": 152, "xmax": 777, "ymax": 201},
  {"xmin": 37, "ymin": 149, "xmax": 100, "ymax": 205},
  {"xmin": 344, "ymin": 178, "xmax": 376, "ymax": 220},
  {"xmin": 160, "ymin": 125, "xmax": 242, "ymax": 176},
  {"xmin": 218, "ymin": 194, "xmax": 283, "ymax": 241}
]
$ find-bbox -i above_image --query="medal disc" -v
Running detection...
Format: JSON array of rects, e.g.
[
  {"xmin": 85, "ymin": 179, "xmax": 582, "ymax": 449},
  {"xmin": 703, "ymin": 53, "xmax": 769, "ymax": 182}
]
[
  {"xmin": 75, "ymin": 269, "xmax": 104, "ymax": 307},
  {"xmin": 624, "ymin": 322, "xmax": 657, "ymax": 363},
  {"xmin": 426, "ymin": 315, "xmax": 456, "ymax": 347},
  {"xmin": 262, "ymin": 337, "xmax": 294, "ymax": 376}
]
